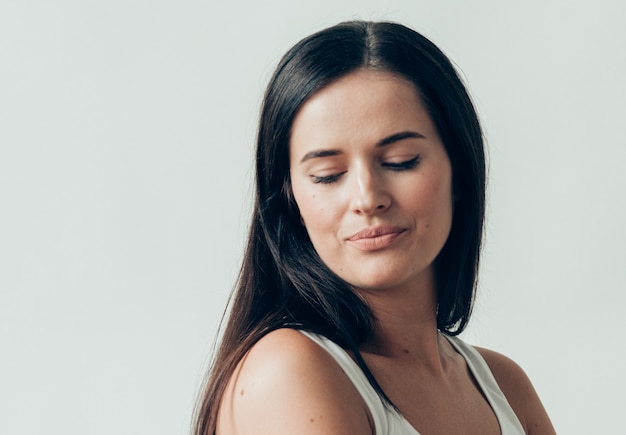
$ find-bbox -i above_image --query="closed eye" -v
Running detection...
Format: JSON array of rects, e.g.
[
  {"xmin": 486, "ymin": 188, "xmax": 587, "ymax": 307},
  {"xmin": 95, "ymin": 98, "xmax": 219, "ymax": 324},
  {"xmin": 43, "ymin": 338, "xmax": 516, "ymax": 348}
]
[
  {"xmin": 310, "ymin": 172, "xmax": 345, "ymax": 184},
  {"xmin": 382, "ymin": 156, "xmax": 420, "ymax": 171}
]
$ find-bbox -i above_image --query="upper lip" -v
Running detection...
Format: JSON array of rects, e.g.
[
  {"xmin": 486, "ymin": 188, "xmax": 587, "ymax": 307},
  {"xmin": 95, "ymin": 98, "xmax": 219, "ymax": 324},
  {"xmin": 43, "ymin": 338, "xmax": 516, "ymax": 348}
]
[{"xmin": 347, "ymin": 226, "xmax": 406, "ymax": 241}]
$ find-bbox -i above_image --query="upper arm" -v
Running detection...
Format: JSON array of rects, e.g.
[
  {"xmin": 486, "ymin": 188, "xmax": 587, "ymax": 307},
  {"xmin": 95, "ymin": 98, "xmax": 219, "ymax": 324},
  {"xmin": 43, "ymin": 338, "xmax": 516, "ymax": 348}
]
[
  {"xmin": 475, "ymin": 347, "xmax": 556, "ymax": 435},
  {"xmin": 217, "ymin": 328, "xmax": 373, "ymax": 435}
]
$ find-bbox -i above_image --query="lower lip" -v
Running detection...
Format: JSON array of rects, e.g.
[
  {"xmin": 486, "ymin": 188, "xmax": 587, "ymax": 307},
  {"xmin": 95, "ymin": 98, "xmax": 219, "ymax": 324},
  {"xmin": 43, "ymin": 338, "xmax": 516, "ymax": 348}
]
[{"xmin": 347, "ymin": 231, "xmax": 406, "ymax": 251}]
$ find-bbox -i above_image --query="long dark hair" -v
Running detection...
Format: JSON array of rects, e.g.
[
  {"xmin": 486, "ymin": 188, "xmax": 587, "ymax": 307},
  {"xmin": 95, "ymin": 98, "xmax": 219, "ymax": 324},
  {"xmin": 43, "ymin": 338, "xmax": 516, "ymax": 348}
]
[{"xmin": 194, "ymin": 20, "xmax": 485, "ymax": 435}]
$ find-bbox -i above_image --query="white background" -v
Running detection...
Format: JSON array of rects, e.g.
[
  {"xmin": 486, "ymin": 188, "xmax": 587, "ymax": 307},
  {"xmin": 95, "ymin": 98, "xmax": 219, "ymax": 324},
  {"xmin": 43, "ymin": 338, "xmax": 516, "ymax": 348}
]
[{"xmin": 1, "ymin": 1, "xmax": 624, "ymax": 433}]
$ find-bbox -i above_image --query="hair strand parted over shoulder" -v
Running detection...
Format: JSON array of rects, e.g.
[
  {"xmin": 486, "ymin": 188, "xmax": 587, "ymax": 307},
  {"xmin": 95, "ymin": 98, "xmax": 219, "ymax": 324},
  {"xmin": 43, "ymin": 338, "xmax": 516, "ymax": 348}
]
[{"xmin": 193, "ymin": 20, "xmax": 485, "ymax": 435}]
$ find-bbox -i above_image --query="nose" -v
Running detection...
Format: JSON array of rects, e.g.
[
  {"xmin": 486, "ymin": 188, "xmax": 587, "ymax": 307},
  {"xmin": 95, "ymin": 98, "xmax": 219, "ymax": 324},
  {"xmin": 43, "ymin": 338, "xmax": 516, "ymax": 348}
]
[{"xmin": 350, "ymin": 164, "xmax": 391, "ymax": 215}]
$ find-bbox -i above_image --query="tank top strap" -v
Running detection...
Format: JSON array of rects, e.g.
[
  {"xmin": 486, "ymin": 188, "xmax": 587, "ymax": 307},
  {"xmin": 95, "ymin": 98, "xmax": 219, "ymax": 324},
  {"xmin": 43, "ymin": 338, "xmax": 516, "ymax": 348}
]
[
  {"xmin": 297, "ymin": 330, "xmax": 389, "ymax": 433},
  {"xmin": 297, "ymin": 330, "xmax": 420, "ymax": 434},
  {"xmin": 443, "ymin": 334, "xmax": 526, "ymax": 434}
]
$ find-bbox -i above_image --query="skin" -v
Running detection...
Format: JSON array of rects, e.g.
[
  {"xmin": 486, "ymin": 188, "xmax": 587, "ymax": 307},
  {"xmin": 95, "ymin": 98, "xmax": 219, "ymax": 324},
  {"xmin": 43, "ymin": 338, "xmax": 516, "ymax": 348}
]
[
  {"xmin": 217, "ymin": 70, "xmax": 555, "ymax": 434},
  {"xmin": 290, "ymin": 71, "xmax": 453, "ymax": 296}
]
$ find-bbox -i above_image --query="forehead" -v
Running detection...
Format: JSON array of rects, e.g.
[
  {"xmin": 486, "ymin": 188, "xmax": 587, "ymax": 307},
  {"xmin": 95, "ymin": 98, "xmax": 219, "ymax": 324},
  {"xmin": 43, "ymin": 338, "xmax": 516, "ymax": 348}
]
[
  {"xmin": 297, "ymin": 69, "xmax": 421, "ymax": 119},
  {"xmin": 289, "ymin": 70, "xmax": 435, "ymax": 154}
]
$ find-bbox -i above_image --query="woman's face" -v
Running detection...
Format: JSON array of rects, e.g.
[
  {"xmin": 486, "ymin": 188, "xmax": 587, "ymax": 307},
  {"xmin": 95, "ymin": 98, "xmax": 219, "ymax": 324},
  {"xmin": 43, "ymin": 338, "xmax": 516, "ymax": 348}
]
[{"xmin": 289, "ymin": 70, "xmax": 453, "ymax": 293}]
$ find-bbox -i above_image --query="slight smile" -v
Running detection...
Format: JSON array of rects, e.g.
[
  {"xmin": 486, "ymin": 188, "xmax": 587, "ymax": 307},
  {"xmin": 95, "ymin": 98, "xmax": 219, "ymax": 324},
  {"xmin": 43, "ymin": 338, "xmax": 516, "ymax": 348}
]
[{"xmin": 346, "ymin": 227, "xmax": 407, "ymax": 251}]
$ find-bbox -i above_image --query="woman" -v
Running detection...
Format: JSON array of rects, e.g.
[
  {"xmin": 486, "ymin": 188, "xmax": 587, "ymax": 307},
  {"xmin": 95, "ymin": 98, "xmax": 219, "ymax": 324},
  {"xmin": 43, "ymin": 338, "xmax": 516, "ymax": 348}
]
[{"xmin": 194, "ymin": 20, "xmax": 555, "ymax": 434}]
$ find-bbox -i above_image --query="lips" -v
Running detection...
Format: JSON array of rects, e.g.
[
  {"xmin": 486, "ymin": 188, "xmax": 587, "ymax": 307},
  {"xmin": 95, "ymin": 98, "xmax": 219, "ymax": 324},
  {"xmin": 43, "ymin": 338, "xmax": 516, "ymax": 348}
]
[{"xmin": 346, "ymin": 226, "xmax": 406, "ymax": 251}]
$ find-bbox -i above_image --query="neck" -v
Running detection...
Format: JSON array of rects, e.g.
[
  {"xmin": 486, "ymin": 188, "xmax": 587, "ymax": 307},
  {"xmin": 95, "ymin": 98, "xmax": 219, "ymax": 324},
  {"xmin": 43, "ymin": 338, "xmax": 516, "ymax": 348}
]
[{"xmin": 357, "ymin": 267, "xmax": 447, "ymax": 370}]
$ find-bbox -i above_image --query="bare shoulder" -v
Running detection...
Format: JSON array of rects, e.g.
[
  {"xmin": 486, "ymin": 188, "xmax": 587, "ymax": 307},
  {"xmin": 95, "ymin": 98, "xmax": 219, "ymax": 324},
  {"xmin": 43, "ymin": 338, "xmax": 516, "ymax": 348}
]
[
  {"xmin": 217, "ymin": 328, "xmax": 373, "ymax": 435},
  {"xmin": 475, "ymin": 347, "xmax": 556, "ymax": 435}
]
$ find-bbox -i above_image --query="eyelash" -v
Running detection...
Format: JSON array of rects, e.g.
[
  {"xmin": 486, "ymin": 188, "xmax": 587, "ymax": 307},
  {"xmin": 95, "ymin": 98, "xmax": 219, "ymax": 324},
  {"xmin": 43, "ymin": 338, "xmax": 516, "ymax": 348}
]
[
  {"xmin": 310, "ymin": 156, "xmax": 420, "ymax": 184},
  {"xmin": 311, "ymin": 173, "xmax": 345, "ymax": 184},
  {"xmin": 382, "ymin": 156, "xmax": 420, "ymax": 171}
]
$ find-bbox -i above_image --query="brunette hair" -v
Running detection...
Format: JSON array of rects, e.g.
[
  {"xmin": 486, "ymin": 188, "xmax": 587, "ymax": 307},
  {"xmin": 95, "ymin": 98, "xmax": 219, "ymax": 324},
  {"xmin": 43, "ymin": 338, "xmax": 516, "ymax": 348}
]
[{"xmin": 194, "ymin": 20, "xmax": 485, "ymax": 435}]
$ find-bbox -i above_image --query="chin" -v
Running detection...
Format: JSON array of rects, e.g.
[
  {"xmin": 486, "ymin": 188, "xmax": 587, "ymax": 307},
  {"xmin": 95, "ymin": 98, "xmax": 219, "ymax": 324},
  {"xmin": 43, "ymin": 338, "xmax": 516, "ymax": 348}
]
[{"xmin": 340, "ymin": 262, "xmax": 434, "ymax": 294}]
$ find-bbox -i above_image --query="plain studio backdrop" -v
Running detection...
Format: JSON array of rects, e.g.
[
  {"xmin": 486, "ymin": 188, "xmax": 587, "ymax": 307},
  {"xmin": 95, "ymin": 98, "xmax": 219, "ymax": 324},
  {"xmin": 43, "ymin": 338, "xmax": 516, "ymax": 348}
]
[{"xmin": 1, "ymin": 1, "xmax": 624, "ymax": 433}]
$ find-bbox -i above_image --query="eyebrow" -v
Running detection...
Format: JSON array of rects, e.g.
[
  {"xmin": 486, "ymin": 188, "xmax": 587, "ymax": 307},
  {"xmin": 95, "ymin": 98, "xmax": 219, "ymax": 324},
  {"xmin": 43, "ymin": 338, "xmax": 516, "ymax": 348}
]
[
  {"xmin": 298, "ymin": 131, "xmax": 425, "ymax": 164},
  {"xmin": 376, "ymin": 131, "xmax": 425, "ymax": 147}
]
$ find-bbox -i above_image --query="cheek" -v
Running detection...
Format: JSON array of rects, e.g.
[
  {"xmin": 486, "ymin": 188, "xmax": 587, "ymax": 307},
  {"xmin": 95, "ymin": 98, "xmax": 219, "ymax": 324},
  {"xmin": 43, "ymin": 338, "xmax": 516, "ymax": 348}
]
[
  {"xmin": 429, "ymin": 179, "xmax": 454, "ymax": 238},
  {"xmin": 292, "ymin": 185, "xmax": 326, "ymax": 234},
  {"xmin": 300, "ymin": 203, "xmax": 331, "ymax": 237},
  {"xmin": 292, "ymin": 178, "xmax": 338, "ymax": 227},
  {"xmin": 409, "ymin": 170, "xmax": 454, "ymax": 228},
  {"xmin": 293, "ymin": 193, "xmax": 341, "ymax": 255},
  {"xmin": 297, "ymin": 194, "xmax": 321, "ymax": 225}
]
